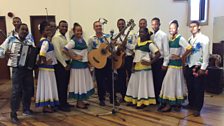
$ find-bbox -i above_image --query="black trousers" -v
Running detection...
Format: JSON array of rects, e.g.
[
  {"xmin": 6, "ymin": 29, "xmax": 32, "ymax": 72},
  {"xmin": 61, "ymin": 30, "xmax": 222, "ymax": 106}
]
[
  {"xmin": 54, "ymin": 61, "xmax": 70, "ymax": 107},
  {"xmin": 95, "ymin": 59, "xmax": 115, "ymax": 102},
  {"xmin": 11, "ymin": 67, "xmax": 34, "ymax": 115},
  {"xmin": 117, "ymin": 64, "xmax": 127, "ymax": 98},
  {"xmin": 184, "ymin": 66, "xmax": 206, "ymax": 112},
  {"xmin": 151, "ymin": 58, "xmax": 166, "ymax": 103},
  {"xmin": 116, "ymin": 56, "xmax": 133, "ymax": 98},
  {"xmin": 124, "ymin": 56, "xmax": 134, "ymax": 80}
]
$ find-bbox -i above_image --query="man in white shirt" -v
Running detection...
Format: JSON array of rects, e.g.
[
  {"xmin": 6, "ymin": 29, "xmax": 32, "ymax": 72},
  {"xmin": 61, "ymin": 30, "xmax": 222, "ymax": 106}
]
[
  {"xmin": 8, "ymin": 17, "xmax": 34, "ymax": 42},
  {"xmin": 184, "ymin": 20, "xmax": 209, "ymax": 117},
  {"xmin": 151, "ymin": 17, "xmax": 169, "ymax": 104},
  {"xmin": 52, "ymin": 20, "xmax": 73, "ymax": 112},
  {"xmin": 88, "ymin": 21, "xmax": 119, "ymax": 106},
  {"xmin": 0, "ymin": 23, "xmax": 35, "ymax": 124},
  {"xmin": 114, "ymin": 18, "xmax": 136, "ymax": 102}
]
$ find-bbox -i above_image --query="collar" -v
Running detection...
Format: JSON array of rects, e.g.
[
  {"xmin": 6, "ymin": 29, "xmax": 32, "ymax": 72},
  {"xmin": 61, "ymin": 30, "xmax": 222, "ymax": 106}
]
[
  {"xmin": 190, "ymin": 32, "xmax": 201, "ymax": 40},
  {"xmin": 194, "ymin": 32, "xmax": 202, "ymax": 38},
  {"xmin": 137, "ymin": 37, "xmax": 152, "ymax": 46},
  {"xmin": 40, "ymin": 37, "xmax": 48, "ymax": 41},
  {"xmin": 153, "ymin": 29, "xmax": 160, "ymax": 35},
  {"xmin": 170, "ymin": 34, "xmax": 181, "ymax": 41},
  {"xmin": 55, "ymin": 31, "xmax": 66, "ymax": 38}
]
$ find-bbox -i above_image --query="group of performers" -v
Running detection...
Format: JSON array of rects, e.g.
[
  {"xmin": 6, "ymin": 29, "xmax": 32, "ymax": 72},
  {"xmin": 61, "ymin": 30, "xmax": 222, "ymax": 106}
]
[{"xmin": 0, "ymin": 16, "xmax": 209, "ymax": 124}]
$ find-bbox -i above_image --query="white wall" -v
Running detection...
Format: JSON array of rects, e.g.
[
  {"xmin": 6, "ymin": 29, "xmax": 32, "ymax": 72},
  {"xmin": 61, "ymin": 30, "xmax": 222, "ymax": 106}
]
[
  {"xmin": 213, "ymin": 16, "xmax": 224, "ymax": 42},
  {"xmin": 208, "ymin": 0, "xmax": 224, "ymax": 43},
  {"xmin": 69, "ymin": 0, "xmax": 188, "ymax": 40},
  {"xmin": 1, "ymin": 0, "xmax": 224, "ymax": 43}
]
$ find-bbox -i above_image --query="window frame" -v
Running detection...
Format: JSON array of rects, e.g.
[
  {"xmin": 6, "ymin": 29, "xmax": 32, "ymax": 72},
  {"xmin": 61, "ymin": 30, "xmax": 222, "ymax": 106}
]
[{"xmin": 188, "ymin": 0, "xmax": 209, "ymax": 26}]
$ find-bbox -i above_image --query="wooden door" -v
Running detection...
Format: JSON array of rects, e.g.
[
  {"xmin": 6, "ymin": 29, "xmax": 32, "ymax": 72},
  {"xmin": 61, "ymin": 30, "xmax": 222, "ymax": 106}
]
[
  {"xmin": 30, "ymin": 16, "xmax": 55, "ymax": 78},
  {"xmin": 0, "ymin": 16, "xmax": 10, "ymax": 80},
  {"xmin": 30, "ymin": 16, "xmax": 55, "ymax": 46}
]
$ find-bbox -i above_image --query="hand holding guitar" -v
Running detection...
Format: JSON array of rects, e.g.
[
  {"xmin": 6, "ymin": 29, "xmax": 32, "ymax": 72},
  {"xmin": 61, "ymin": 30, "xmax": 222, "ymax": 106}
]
[{"xmin": 88, "ymin": 19, "xmax": 135, "ymax": 69}]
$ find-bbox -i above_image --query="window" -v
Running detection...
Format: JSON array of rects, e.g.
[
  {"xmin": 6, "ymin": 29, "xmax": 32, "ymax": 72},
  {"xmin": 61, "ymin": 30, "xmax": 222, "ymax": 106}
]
[{"xmin": 188, "ymin": 0, "xmax": 209, "ymax": 25}]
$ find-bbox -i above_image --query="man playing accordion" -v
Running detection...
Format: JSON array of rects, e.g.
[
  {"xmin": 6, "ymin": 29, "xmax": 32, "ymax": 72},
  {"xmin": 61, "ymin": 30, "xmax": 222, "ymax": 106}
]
[{"xmin": 0, "ymin": 23, "xmax": 35, "ymax": 124}]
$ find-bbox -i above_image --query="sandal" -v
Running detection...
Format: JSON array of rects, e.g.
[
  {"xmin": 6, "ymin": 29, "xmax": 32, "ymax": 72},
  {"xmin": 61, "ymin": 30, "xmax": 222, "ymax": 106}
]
[{"xmin": 43, "ymin": 106, "xmax": 54, "ymax": 113}]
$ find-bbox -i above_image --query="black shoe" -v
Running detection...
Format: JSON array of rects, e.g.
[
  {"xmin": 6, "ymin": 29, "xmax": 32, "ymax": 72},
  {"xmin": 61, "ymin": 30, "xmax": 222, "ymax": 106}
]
[
  {"xmin": 119, "ymin": 98, "xmax": 125, "ymax": 103},
  {"xmin": 59, "ymin": 106, "xmax": 71, "ymax": 112},
  {"xmin": 84, "ymin": 103, "xmax": 90, "ymax": 106},
  {"xmin": 10, "ymin": 112, "xmax": 20, "ymax": 124},
  {"xmin": 157, "ymin": 104, "xmax": 166, "ymax": 111},
  {"xmin": 11, "ymin": 116, "xmax": 20, "ymax": 124},
  {"xmin": 159, "ymin": 106, "xmax": 172, "ymax": 112},
  {"xmin": 136, "ymin": 105, "xmax": 145, "ymax": 109},
  {"xmin": 126, "ymin": 103, "xmax": 135, "ymax": 106},
  {"xmin": 66, "ymin": 103, "xmax": 75, "ymax": 108},
  {"xmin": 182, "ymin": 104, "xmax": 193, "ymax": 110},
  {"xmin": 76, "ymin": 105, "xmax": 88, "ymax": 109},
  {"xmin": 43, "ymin": 108, "xmax": 54, "ymax": 113},
  {"xmin": 99, "ymin": 101, "xmax": 106, "ymax": 106},
  {"xmin": 110, "ymin": 100, "xmax": 120, "ymax": 106},
  {"xmin": 51, "ymin": 106, "xmax": 59, "ymax": 112},
  {"xmin": 23, "ymin": 110, "xmax": 33, "ymax": 116},
  {"xmin": 193, "ymin": 110, "xmax": 200, "ymax": 117},
  {"xmin": 173, "ymin": 105, "xmax": 181, "ymax": 112}
]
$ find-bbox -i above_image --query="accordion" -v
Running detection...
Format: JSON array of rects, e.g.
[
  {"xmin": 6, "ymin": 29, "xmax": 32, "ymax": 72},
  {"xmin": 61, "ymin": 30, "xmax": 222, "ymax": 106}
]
[{"xmin": 8, "ymin": 42, "xmax": 38, "ymax": 70}]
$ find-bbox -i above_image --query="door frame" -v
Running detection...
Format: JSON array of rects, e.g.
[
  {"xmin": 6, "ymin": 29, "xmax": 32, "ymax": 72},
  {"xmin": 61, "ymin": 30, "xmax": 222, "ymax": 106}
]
[
  {"xmin": 30, "ymin": 15, "xmax": 56, "ymax": 45},
  {"xmin": 0, "ymin": 16, "xmax": 10, "ymax": 80}
]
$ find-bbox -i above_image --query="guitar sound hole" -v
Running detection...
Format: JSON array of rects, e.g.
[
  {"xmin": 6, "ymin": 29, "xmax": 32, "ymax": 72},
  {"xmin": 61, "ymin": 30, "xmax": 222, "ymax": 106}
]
[
  {"xmin": 93, "ymin": 57, "xmax": 100, "ymax": 63},
  {"xmin": 101, "ymin": 49, "xmax": 107, "ymax": 55}
]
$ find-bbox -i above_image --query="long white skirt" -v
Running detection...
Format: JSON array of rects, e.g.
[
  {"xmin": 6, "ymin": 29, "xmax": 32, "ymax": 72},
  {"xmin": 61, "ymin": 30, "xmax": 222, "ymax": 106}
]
[
  {"xmin": 36, "ymin": 70, "xmax": 59, "ymax": 107},
  {"xmin": 68, "ymin": 68, "xmax": 94, "ymax": 100},
  {"xmin": 124, "ymin": 70, "xmax": 156, "ymax": 107},
  {"xmin": 159, "ymin": 67, "xmax": 187, "ymax": 105}
]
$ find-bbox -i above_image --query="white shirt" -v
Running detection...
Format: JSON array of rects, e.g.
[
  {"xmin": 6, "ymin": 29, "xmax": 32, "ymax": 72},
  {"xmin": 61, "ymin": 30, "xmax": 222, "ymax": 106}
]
[
  {"xmin": 0, "ymin": 35, "xmax": 35, "ymax": 67},
  {"xmin": 187, "ymin": 32, "xmax": 209, "ymax": 70},
  {"xmin": 88, "ymin": 33, "xmax": 110, "ymax": 51},
  {"xmin": 133, "ymin": 41, "xmax": 159, "ymax": 63},
  {"xmin": 52, "ymin": 31, "xmax": 70, "ymax": 67},
  {"xmin": 39, "ymin": 39, "xmax": 57, "ymax": 65},
  {"xmin": 8, "ymin": 29, "xmax": 34, "ymax": 42},
  {"xmin": 151, "ymin": 29, "xmax": 169, "ymax": 66},
  {"xmin": 169, "ymin": 35, "xmax": 190, "ymax": 58},
  {"xmin": 65, "ymin": 38, "xmax": 88, "ymax": 62}
]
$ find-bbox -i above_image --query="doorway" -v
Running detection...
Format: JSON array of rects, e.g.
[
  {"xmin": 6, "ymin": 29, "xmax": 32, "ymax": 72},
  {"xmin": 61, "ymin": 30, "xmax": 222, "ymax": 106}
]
[
  {"xmin": 30, "ymin": 16, "xmax": 56, "ymax": 45},
  {"xmin": 30, "ymin": 16, "xmax": 56, "ymax": 78},
  {"xmin": 0, "ymin": 16, "xmax": 10, "ymax": 80}
]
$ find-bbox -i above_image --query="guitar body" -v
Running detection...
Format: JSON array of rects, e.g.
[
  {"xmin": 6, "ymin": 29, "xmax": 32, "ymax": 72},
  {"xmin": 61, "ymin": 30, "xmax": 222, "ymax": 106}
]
[
  {"xmin": 88, "ymin": 19, "xmax": 135, "ymax": 69},
  {"xmin": 88, "ymin": 43, "xmax": 111, "ymax": 69},
  {"xmin": 113, "ymin": 51, "xmax": 125, "ymax": 69},
  {"xmin": 113, "ymin": 20, "xmax": 136, "ymax": 70}
]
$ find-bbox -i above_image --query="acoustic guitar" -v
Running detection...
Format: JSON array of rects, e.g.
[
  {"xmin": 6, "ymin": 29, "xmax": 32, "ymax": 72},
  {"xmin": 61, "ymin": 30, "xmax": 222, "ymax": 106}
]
[
  {"xmin": 113, "ymin": 22, "xmax": 135, "ymax": 69},
  {"xmin": 88, "ymin": 19, "xmax": 134, "ymax": 69}
]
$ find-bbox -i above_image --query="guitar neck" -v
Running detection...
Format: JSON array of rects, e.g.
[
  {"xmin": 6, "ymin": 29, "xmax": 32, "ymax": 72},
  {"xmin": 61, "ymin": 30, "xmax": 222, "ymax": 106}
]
[
  {"xmin": 113, "ymin": 27, "xmax": 129, "ymax": 41},
  {"xmin": 112, "ymin": 19, "xmax": 134, "ymax": 41},
  {"xmin": 121, "ymin": 27, "xmax": 133, "ymax": 47}
]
